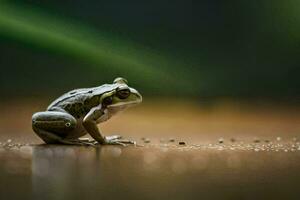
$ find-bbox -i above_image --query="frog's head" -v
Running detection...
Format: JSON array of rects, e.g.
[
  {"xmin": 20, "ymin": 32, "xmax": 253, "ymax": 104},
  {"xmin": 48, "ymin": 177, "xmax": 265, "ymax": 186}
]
[{"xmin": 101, "ymin": 77, "xmax": 142, "ymax": 112}]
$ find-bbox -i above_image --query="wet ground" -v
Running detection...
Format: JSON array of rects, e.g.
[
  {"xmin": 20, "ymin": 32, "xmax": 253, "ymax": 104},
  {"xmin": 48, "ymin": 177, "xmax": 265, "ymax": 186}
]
[{"xmin": 0, "ymin": 99, "xmax": 300, "ymax": 200}]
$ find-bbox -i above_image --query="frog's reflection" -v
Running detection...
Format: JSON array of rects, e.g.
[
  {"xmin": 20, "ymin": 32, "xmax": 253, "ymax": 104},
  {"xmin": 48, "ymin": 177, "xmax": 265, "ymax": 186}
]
[{"xmin": 31, "ymin": 145, "xmax": 112, "ymax": 200}]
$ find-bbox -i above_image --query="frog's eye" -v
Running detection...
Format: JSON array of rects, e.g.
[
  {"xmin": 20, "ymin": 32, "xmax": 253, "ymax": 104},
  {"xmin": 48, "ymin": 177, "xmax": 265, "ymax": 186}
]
[
  {"xmin": 113, "ymin": 77, "xmax": 128, "ymax": 85},
  {"xmin": 103, "ymin": 96, "xmax": 113, "ymax": 105},
  {"xmin": 116, "ymin": 89, "xmax": 130, "ymax": 99}
]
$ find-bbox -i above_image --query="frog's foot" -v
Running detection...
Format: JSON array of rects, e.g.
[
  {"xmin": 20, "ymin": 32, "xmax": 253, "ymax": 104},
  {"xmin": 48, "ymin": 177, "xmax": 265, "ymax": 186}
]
[
  {"xmin": 104, "ymin": 135, "xmax": 135, "ymax": 146},
  {"xmin": 78, "ymin": 137, "xmax": 92, "ymax": 142},
  {"xmin": 78, "ymin": 137, "xmax": 98, "ymax": 145},
  {"xmin": 105, "ymin": 135, "xmax": 122, "ymax": 140},
  {"xmin": 62, "ymin": 139, "xmax": 97, "ymax": 146}
]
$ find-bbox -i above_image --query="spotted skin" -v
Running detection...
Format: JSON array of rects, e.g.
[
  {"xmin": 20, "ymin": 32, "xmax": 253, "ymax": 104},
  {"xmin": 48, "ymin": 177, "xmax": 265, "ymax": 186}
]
[{"xmin": 32, "ymin": 77, "xmax": 142, "ymax": 146}]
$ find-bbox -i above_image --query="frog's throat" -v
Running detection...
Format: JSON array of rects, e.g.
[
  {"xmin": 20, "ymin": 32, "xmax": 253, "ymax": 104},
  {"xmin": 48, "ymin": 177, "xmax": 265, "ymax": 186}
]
[{"xmin": 107, "ymin": 100, "xmax": 141, "ymax": 108}]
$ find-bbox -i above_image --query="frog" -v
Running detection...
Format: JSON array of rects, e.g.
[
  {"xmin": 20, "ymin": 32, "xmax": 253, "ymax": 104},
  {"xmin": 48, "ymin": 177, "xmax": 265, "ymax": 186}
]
[{"xmin": 32, "ymin": 77, "xmax": 142, "ymax": 146}]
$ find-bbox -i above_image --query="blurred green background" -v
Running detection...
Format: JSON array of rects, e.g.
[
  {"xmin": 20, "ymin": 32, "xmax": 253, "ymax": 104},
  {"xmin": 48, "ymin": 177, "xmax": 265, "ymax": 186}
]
[{"xmin": 0, "ymin": 0, "xmax": 299, "ymax": 98}]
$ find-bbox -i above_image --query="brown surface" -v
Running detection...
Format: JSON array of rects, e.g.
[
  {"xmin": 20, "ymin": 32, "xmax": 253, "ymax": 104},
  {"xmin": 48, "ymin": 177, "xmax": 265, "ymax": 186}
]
[
  {"xmin": 0, "ymin": 98, "xmax": 299, "ymax": 143},
  {"xmin": 0, "ymin": 99, "xmax": 300, "ymax": 200}
]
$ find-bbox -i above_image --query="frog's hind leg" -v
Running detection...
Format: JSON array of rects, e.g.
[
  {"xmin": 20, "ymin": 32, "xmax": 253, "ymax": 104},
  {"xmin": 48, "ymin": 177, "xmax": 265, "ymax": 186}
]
[{"xmin": 32, "ymin": 111, "xmax": 79, "ymax": 145}]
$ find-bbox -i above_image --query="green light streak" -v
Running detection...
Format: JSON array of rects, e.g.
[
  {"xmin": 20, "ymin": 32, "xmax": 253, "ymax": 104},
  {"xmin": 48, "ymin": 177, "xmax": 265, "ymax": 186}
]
[
  {"xmin": 0, "ymin": 4, "xmax": 168, "ymax": 80},
  {"xmin": 0, "ymin": 3, "xmax": 197, "ymax": 94}
]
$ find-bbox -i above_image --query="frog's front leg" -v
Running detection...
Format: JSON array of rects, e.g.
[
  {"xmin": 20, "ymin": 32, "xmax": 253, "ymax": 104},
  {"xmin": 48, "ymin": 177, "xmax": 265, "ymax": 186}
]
[
  {"xmin": 82, "ymin": 106, "xmax": 135, "ymax": 146},
  {"xmin": 32, "ymin": 111, "xmax": 94, "ymax": 145}
]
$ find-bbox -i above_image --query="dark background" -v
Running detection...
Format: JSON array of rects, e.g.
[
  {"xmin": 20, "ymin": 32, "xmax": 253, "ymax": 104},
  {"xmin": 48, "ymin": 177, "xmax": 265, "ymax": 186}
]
[
  {"xmin": 1, "ymin": 2, "xmax": 300, "ymax": 200},
  {"xmin": 1, "ymin": 0, "xmax": 299, "ymax": 98}
]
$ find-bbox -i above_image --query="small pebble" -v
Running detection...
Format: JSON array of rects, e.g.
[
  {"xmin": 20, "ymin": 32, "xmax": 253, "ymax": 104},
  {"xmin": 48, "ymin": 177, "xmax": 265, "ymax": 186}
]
[
  {"xmin": 179, "ymin": 142, "xmax": 186, "ymax": 145},
  {"xmin": 276, "ymin": 137, "xmax": 281, "ymax": 141},
  {"xmin": 253, "ymin": 139, "xmax": 260, "ymax": 143},
  {"xmin": 230, "ymin": 138, "xmax": 236, "ymax": 142},
  {"xmin": 264, "ymin": 140, "xmax": 270, "ymax": 143},
  {"xmin": 143, "ymin": 138, "xmax": 151, "ymax": 143},
  {"xmin": 169, "ymin": 138, "xmax": 175, "ymax": 142},
  {"xmin": 7, "ymin": 139, "xmax": 12, "ymax": 143},
  {"xmin": 218, "ymin": 138, "xmax": 224, "ymax": 144}
]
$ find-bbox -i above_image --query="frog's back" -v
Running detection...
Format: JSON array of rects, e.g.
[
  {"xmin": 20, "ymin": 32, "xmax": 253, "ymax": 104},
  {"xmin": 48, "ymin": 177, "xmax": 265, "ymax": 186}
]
[
  {"xmin": 47, "ymin": 84, "xmax": 118, "ymax": 118},
  {"xmin": 47, "ymin": 88, "xmax": 95, "ymax": 110}
]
